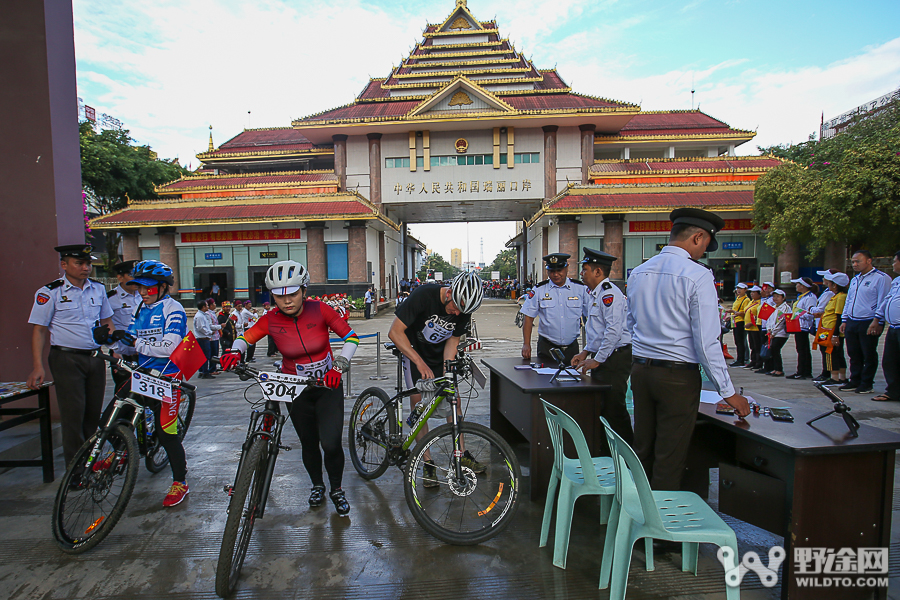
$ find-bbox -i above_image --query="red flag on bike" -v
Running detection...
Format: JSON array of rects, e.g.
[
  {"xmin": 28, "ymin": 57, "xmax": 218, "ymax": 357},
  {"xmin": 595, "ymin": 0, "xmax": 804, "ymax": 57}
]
[{"xmin": 169, "ymin": 331, "xmax": 208, "ymax": 379}]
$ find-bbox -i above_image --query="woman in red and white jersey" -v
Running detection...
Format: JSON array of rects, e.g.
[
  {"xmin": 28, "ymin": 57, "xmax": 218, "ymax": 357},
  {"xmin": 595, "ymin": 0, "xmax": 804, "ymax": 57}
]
[{"xmin": 221, "ymin": 261, "xmax": 358, "ymax": 516}]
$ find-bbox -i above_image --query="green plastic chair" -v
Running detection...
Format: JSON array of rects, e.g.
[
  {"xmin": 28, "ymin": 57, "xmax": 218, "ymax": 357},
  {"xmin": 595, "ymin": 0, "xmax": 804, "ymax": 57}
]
[
  {"xmin": 598, "ymin": 417, "xmax": 740, "ymax": 599},
  {"xmin": 539, "ymin": 399, "xmax": 616, "ymax": 569}
]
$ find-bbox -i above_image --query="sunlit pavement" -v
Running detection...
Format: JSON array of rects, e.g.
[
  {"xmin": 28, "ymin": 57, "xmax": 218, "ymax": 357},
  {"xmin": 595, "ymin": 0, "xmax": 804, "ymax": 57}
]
[{"xmin": 1, "ymin": 299, "xmax": 898, "ymax": 599}]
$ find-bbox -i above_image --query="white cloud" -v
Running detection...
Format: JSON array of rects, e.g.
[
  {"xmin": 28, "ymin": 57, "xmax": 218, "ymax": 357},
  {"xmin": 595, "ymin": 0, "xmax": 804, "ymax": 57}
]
[{"xmin": 73, "ymin": 0, "xmax": 900, "ymax": 175}]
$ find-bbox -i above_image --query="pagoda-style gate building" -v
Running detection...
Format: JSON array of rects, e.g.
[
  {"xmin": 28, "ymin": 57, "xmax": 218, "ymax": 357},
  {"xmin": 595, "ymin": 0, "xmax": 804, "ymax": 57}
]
[{"xmin": 92, "ymin": 0, "xmax": 787, "ymax": 302}]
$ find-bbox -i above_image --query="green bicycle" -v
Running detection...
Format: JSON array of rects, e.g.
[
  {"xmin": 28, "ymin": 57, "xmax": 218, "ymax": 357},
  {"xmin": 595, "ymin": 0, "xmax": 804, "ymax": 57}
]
[{"xmin": 348, "ymin": 349, "xmax": 520, "ymax": 545}]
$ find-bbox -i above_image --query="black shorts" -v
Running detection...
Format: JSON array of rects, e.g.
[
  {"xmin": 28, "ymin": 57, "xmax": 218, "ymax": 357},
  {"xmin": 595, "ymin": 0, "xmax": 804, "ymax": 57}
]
[{"xmin": 402, "ymin": 356, "xmax": 444, "ymax": 388}]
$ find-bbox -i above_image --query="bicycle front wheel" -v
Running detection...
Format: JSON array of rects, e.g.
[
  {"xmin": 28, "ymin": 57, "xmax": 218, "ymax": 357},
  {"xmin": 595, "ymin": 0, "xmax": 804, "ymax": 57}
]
[
  {"xmin": 178, "ymin": 388, "xmax": 196, "ymax": 436},
  {"xmin": 404, "ymin": 422, "xmax": 520, "ymax": 545},
  {"xmin": 216, "ymin": 436, "xmax": 268, "ymax": 598},
  {"xmin": 52, "ymin": 424, "xmax": 139, "ymax": 553},
  {"xmin": 348, "ymin": 387, "xmax": 394, "ymax": 479}
]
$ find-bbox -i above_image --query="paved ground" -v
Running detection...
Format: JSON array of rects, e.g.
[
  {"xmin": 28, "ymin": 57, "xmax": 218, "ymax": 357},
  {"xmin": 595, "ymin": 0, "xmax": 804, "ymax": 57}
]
[{"xmin": 1, "ymin": 299, "xmax": 899, "ymax": 599}]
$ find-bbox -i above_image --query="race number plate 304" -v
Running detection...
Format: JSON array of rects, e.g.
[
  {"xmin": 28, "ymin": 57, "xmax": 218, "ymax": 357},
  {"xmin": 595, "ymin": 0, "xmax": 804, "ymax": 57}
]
[
  {"xmin": 131, "ymin": 372, "xmax": 174, "ymax": 404},
  {"xmin": 257, "ymin": 371, "xmax": 308, "ymax": 403}
]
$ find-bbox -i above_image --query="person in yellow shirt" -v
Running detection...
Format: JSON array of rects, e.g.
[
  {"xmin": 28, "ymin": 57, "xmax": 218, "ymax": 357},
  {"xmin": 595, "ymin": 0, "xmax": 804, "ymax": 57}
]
[
  {"xmin": 743, "ymin": 286, "xmax": 763, "ymax": 369},
  {"xmin": 726, "ymin": 283, "xmax": 750, "ymax": 366},
  {"xmin": 819, "ymin": 272, "xmax": 850, "ymax": 385}
]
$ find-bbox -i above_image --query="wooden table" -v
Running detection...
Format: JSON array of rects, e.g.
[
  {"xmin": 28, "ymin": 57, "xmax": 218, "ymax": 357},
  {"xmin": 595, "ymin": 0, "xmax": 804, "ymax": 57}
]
[
  {"xmin": 684, "ymin": 400, "xmax": 900, "ymax": 600},
  {"xmin": 0, "ymin": 382, "xmax": 55, "ymax": 483},
  {"xmin": 480, "ymin": 357, "xmax": 611, "ymax": 501}
]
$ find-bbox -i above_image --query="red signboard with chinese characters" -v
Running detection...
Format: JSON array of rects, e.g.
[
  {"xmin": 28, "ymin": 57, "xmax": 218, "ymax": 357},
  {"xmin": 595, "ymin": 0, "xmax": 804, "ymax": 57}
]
[
  {"xmin": 628, "ymin": 219, "xmax": 753, "ymax": 233},
  {"xmin": 180, "ymin": 229, "xmax": 301, "ymax": 243}
]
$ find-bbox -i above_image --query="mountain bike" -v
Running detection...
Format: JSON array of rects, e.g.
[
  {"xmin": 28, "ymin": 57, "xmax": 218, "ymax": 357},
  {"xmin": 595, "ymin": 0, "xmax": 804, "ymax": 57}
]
[
  {"xmin": 348, "ymin": 348, "xmax": 520, "ymax": 545},
  {"xmin": 51, "ymin": 352, "xmax": 196, "ymax": 553},
  {"xmin": 215, "ymin": 363, "xmax": 321, "ymax": 598}
]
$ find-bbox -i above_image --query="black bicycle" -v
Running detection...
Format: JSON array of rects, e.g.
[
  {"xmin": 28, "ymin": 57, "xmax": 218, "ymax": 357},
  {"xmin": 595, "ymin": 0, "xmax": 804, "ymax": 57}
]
[
  {"xmin": 51, "ymin": 352, "xmax": 196, "ymax": 553},
  {"xmin": 349, "ymin": 348, "xmax": 520, "ymax": 545},
  {"xmin": 215, "ymin": 362, "xmax": 321, "ymax": 598}
]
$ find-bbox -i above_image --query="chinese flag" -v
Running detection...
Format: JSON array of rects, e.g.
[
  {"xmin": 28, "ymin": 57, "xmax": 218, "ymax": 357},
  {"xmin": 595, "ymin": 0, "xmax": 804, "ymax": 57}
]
[
  {"xmin": 758, "ymin": 303, "xmax": 775, "ymax": 321},
  {"xmin": 169, "ymin": 332, "xmax": 208, "ymax": 379}
]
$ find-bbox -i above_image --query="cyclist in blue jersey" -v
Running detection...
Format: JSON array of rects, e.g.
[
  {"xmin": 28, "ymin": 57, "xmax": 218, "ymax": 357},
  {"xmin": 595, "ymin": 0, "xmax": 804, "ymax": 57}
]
[{"xmin": 95, "ymin": 259, "xmax": 191, "ymax": 507}]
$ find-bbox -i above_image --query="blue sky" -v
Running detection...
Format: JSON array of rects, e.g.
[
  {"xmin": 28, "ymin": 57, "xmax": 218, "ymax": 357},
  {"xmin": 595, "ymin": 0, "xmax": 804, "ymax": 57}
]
[{"xmin": 72, "ymin": 0, "xmax": 900, "ymax": 262}]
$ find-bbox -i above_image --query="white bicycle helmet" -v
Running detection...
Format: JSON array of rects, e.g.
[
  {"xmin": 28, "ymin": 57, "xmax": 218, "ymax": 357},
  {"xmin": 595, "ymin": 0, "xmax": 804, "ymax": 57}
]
[
  {"xmin": 265, "ymin": 260, "xmax": 310, "ymax": 295},
  {"xmin": 450, "ymin": 271, "xmax": 484, "ymax": 314}
]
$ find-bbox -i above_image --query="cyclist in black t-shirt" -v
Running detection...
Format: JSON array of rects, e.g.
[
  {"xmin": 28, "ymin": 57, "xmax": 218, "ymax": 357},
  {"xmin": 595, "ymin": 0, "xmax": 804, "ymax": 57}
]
[{"xmin": 389, "ymin": 272, "xmax": 484, "ymax": 485}]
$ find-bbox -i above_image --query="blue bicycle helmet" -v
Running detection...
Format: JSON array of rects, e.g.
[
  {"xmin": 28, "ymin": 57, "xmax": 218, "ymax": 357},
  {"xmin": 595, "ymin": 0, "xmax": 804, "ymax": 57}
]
[{"xmin": 128, "ymin": 259, "xmax": 174, "ymax": 287}]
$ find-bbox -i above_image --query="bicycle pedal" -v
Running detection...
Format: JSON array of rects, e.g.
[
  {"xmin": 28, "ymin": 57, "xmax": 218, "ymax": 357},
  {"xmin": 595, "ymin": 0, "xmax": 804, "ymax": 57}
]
[
  {"xmin": 223, "ymin": 485, "xmax": 234, "ymax": 496},
  {"xmin": 278, "ymin": 444, "xmax": 292, "ymax": 451}
]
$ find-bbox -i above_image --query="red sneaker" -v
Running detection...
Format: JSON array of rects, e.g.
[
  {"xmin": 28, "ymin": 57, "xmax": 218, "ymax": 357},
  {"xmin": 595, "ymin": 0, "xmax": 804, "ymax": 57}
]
[{"xmin": 163, "ymin": 481, "xmax": 189, "ymax": 507}]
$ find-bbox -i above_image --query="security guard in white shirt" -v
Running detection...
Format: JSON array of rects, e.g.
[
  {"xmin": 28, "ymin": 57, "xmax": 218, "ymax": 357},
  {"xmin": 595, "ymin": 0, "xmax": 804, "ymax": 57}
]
[
  {"xmin": 571, "ymin": 248, "xmax": 634, "ymax": 445},
  {"xmin": 27, "ymin": 244, "xmax": 115, "ymax": 465},
  {"xmin": 107, "ymin": 260, "xmax": 140, "ymax": 393},
  {"xmin": 627, "ymin": 209, "xmax": 749, "ymax": 497},
  {"xmin": 520, "ymin": 253, "xmax": 590, "ymax": 365}
]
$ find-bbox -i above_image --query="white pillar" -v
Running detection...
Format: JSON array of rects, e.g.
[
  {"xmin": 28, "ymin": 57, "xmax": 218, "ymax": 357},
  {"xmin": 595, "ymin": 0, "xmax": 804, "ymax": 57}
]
[{"xmin": 622, "ymin": 147, "xmax": 630, "ymax": 160}]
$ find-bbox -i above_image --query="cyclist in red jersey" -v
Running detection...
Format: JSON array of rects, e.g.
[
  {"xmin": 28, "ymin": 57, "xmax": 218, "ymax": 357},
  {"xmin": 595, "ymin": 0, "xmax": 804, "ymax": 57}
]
[{"xmin": 220, "ymin": 261, "xmax": 359, "ymax": 516}]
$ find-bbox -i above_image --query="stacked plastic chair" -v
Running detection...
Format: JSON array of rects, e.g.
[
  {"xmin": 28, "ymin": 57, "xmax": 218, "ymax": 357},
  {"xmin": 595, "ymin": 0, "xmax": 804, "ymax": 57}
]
[
  {"xmin": 539, "ymin": 399, "xmax": 617, "ymax": 569},
  {"xmin": 598, "ymin": 416, "xmax": 740, "ymax": 599}
]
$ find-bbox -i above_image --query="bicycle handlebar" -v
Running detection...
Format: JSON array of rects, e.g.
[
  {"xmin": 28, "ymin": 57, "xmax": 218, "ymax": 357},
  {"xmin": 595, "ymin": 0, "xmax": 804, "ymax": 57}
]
[
  {"xmin": 92, "ymin": 350, "xmax": 196, "ymax": 392},
  {"xmin": 211, "ymin": 357, "xmax": 325, "ymax": 388}
]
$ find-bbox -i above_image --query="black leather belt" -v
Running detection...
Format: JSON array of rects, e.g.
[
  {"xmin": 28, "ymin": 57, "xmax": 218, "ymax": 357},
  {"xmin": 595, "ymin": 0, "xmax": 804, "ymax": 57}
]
[
  {"xmin": 612, "ymin": 344, "xmax": 632, "ymax": 353},
  {"xmin": 51, "ymin": 346, "xmax": 96, "ymax": 356},
  {"xmin": 632, "ymin": 356, "xmax": 698, "ymax": 370}
]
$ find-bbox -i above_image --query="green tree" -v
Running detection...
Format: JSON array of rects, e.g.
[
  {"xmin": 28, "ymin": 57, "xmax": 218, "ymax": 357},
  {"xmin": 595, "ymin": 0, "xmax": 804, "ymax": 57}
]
[
  {"xmin": 80, "ymin": 121, "xmax": 188, "ymax": 268},
  {"xmin": 485, "ymin": 248, "xmax": 517, "ymax": 279},
  {"xmin": 416, "ymin": 253, "xmax": 461, "ymax": 281},
  {"xmin": 754, "ymin": 102, "xmax": 900, "ymax": 257}
]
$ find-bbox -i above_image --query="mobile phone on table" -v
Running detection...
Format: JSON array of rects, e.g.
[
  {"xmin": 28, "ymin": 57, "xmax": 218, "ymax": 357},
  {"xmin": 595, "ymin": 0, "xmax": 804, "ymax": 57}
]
[
  {"xmin": 769, "ymin": 408, "xmax": 794, "ymax": 422},
  {"xmin": 716, "ymin": 402, "xmax": 736, "ymax": 416}
]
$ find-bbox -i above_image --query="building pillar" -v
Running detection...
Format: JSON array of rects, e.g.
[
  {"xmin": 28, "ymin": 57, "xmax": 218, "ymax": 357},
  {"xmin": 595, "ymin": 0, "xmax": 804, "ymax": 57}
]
[
  {"xmin": 579, "ymin": 124, "xmax": 596, "ymax": 184},
  {"xmin": 542, "ymin": 125, "xmax": 558, "ymax": 200},
  {"xmin": 521, "ymin": 222, "xmax": 528, "ymax": 284},
  {"xmin": 558, "ymin": 217, "xmax": 578, "ymax": 271},
  {"xmin": 157, "ymin": 228, "xmax": 179, "ymax": 294},
  {"xmin": 542, "ymin": 227, "xmax": 549, "ymax": 259},
  {"xmin": 602, "ymin": 215, "xmax": 625, "ymax": 280},
  {"xmin": 122, "ymin": 232, "xmax": 140, "ymax": 261},
  {"xmin": 367, "ymin": 133, "xmax": 383, "ymax": 209},
  {"xmin": 1, "ymin": 1, "xmax": 83, "ymax": 382},
  {"xmin": 824, "ymin": 240, "xmax": 847, "ymax": 272},
  {"xmin": 347, "ymin": 221, "xmax": 367, "ymax": 283},
  {"xmin": 305, "ymin": 223, "xmax": 326, "ymax": 285},
  {"xmin": 333, "ymin": 134, "xmax": 348, "ymax": 190},
  {"xmin": 378, "ymin": 231, "xmax": 386, "ymax": 300},
  {"xmin": 401, "ymin": 223, "xmax": 408, "ymax": 279},
  {"xmin": 777, "ymin": 241, "xmax": 800, "ymax": 283}
]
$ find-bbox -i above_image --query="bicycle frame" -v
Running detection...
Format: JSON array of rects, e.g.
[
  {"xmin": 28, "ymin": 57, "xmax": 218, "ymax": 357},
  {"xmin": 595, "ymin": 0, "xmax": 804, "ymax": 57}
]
[
  {"xmin": 230, "ymin": 399, "xmax": 290, "ymax": 520},
  {"xmin": 226, "ymin": 364, "xmax": 319, "ymax": 520}
]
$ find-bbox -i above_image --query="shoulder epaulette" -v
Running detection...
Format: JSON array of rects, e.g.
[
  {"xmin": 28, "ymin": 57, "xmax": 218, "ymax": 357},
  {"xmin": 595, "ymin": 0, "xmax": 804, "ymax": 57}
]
[
  {"xmin": 601, "ymin": 281, "xmax": 613, "ymax": 291},
  {"xmin": 89, "ymin": 277, "xmax": 103, "ymax": 284},
  {"xmin": 107, "ymin": 289, "xmax": 116, "ymax": 298},
  {"xmin": 536, "ymin": 279, "xmax": 549, "ymax": 287},
  {"xmin": 569, "ymin": 279, "xmax": 585, "ymax": 286},
  {"xmin": 45, "ymin": 279, "xmax": 64, "ymax": 290}
]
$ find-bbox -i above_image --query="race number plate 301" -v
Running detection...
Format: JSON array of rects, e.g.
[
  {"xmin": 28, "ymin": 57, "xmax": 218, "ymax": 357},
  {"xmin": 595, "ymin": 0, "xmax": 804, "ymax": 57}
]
[
  {"xmin": 257, "ymin": 371, "xmax": 308, "ymax": 402},
  {"xmin": 131, "ymin": 372, "xmax": 174, "ymax": 403}
]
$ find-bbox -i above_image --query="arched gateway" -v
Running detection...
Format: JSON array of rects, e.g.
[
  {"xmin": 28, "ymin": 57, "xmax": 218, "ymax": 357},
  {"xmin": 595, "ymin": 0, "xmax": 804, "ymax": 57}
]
[{"xmin": 91, "ymin": 0, "xmax": 782, "ymax": 302}]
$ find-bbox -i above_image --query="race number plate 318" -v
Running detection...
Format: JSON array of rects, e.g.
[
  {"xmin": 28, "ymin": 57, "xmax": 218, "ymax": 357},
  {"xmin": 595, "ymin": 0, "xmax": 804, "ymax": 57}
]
[
  {"xmin": 131, "ymin": 372, "xmax": 174, "ymax": 403},
  {"xmin": 257, "ymin": 371, "xmax": 308, "ymax": 403}
]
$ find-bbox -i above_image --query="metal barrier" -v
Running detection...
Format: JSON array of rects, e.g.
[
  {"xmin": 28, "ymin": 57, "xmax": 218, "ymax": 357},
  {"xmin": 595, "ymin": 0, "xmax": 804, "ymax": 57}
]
[{"xmin": 328, "ymin": 331, "xmax": 387, "ymax": 397}]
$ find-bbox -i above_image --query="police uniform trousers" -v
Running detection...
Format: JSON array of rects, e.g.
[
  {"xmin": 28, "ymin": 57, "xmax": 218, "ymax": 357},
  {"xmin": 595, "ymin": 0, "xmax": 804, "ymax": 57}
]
[
  {"xmin": 109, "ymin": 351, "xmax": 136, "ymax": 396},
  {"xmin": 631, "ymin": 361, "xmax": 701, "ymax": 491},
  {"xmin": 590, "ymin": 345, "xmax": 634, "ymax": 448},
  {"xmin": 537, "ymin": 335, "xmax": 579, "ymax": 366},
  {"xmin": 48, "ymin": 347, "xmax": 107, "ymax": 466}
]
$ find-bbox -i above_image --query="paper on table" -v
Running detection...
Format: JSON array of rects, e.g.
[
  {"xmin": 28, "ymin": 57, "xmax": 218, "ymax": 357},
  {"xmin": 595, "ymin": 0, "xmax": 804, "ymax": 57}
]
[
  {"xmin": 534, "ymin": 367, "xmax": 571, "ymax": 375},
  {"xmin": 700, "ymin": 390, "xmax": 723, "ymax": 404}
]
